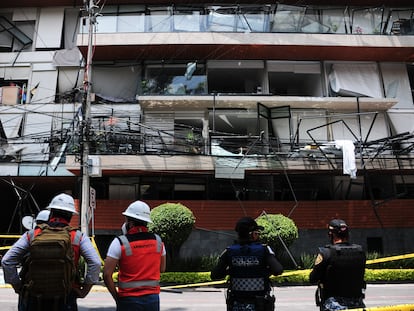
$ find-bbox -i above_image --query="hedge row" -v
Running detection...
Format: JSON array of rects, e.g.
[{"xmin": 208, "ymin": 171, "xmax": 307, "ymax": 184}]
[{"xmin": 159, "ymin": 269, "xmax": 414, "ymax": 287}]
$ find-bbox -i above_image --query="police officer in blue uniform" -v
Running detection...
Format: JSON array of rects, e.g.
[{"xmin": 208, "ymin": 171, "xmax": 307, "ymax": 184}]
[
  {"xmin": 309, "ymin": 219, "xmax": 366, "ymax": 311},
  {"xmin": 211, "ymin": 217, "xmax": 283, "ymax": 311}
]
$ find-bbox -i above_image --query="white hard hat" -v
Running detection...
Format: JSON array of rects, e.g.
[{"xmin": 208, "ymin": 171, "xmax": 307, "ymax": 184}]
[
  {"xmin": 36, "ymin": 210, "xmax": 50, "ymax": 223},
  {"xmin": 47, "ymin": 193, "xmax": 78, "ymax": 215},
  {"xmin": 122, "ymin": 201, "xmax": 152, "ymax": 223}
]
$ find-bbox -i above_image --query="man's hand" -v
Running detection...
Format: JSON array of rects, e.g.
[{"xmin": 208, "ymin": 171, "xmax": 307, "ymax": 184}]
[{"xmin": 73, "ymin": 284, "xmax": 93, "ymax": 298}]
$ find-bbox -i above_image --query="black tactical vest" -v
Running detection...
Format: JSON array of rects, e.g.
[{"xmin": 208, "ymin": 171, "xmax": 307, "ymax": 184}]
[{"xmin": 322, "ymin": 243, "xmax": 366, "ymax": 299}]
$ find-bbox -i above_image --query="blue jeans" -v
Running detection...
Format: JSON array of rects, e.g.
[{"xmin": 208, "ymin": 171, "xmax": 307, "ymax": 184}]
[
  {"xmin": 20, "ymin": 291, "xmax": 78, "ymax": 311},
  {"xmin": 117, "ymin": 294, "xmax": 160, "ymax": 311}
]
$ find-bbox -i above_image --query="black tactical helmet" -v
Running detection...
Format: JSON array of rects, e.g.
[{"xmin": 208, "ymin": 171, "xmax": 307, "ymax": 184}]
[
  {"xmin": 328, "ymin": 219, "xmax": 349, "ymax": 236},
  {"xmin": 235, "ymin": 217, "xmax": 264, "ymax": 236}
]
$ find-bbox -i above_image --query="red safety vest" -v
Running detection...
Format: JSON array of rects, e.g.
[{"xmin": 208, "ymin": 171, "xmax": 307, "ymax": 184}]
[{"xmin": 117, "ymin": 230, "xmax": 163, "ymax": 297}]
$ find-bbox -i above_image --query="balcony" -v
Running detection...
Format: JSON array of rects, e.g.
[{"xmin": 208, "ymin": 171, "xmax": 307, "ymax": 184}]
[{"xmin": 77, "ymin": 4, "xmax": 414, "ymax": 62}]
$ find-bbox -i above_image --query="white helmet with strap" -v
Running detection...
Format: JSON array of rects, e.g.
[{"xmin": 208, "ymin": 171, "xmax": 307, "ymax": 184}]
[
  {"xmin": 47, "ymin": 193, "xmax": 78, "ymax": 215},
  {"xmin": 122, "ymin": 200, "xmax": 152, "ymax": 223},
  {"xmin": 36, "ymin": 210, "xmax": 50, "ymax": 223}
]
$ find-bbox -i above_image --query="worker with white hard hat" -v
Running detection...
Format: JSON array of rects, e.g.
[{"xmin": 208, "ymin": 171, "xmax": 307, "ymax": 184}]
[
  {"xmin": 104, "ymin": 200, "xmax": 166, "ymax": 311},
  {"xmin": 35, "ymin": 210, "xmax": 50, "ymax": 225},
  {"xmin": 2, "ymin": 193, "xmax": 101, "ymax": 311}
]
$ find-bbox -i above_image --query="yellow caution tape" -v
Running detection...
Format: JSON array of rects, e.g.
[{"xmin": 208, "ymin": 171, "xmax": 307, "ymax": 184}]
[
  {"xmin": 90, "ymin": 235, "xmax": 105, "ymax": 265},
  {"xmin": 160, "ymin": 269, "xmax": 316, "ymax": 290},
  {"xmin": 161, "ymin": 280, "xmax": 226, "ymax": 290},
  {"xmin": 352, "ymin": 305, "xmax": 414, "ymax": 311},
  {"xmin": 0, "ymin": 235, "xmax": 21, "ymax": 239},
  {"xmin": 366, "ymin": 253, "xmax": 414, "ymax": 265},
  {"xmin": 278, "ymin": 270, "xmax": 308, "ymax": 276}
]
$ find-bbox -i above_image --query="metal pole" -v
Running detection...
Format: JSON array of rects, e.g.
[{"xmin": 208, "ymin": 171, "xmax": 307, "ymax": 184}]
[{"xmin": 80, "ymin": 0, "xmax": 96, "ymax": 235}]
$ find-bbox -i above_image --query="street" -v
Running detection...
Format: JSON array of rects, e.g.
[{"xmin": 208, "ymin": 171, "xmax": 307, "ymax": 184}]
[{"xmin": 0, "ymin": 283, "xmax": 413, "ymax": 311}]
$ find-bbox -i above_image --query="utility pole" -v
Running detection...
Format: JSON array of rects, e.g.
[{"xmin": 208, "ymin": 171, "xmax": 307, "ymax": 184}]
[{"xmin": 80, "ymin": 0, "xmax": 96, "ymax": 235}]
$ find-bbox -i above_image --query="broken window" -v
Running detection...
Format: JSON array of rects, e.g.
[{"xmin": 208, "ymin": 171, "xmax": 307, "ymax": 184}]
[
  {"xmin": 350, "ymin": 7, "xmax": 384, "ymax": 34},
  {"xmin": 147, "ymin": 6, "xmax": 173, "ymax": 32},
  {"xmin": 207, "ymin": 6, "xmax": 238, "ymax": 31},
  {"xmin": 206, "ymin": 5, "xmax": 271, "ymax": 32},
  {"xmin": 292, "ymin": 109, "xmax": 329, "ymax": 144},
  {"xmin": 300, "ymin": 7, "xmax": 330, "ymax": 33},
  {"xmin": 0, "ymin": 15, "xmax": 33, "ymax": 51},
  {"xmin": 210, "ymin": 108, "xmax": 261, "ymax": 157},
  {"xmin": 321, "ymin": 7, "xmax": 350, "ymax": 34},
  {"xmin": 258, "ymin": 103, "xmax": 292, "ymax": 150},
  {"xmin": 93, "ymin": 64, "xmax": 141, "ymax": 102},
  {"xmin": 383, "ymin": 8, "xmax": 414, "ymax": 35},
  {"xmin": 174, "ymin": 111, "xmax": 205, "ymax": 154},
  {"xmin": 237, "ymin": 5, "xmax": 271, "ymax": 32},
  {"xmin": 271, "ymin": 4, "xmax": 306, "ymax": 33},
  {"xmin": 173, "ymin": 6, "xmax": 205, "ymax": 32},
  {"xmin": 142, "ymin": 62, "xmax": 207, "ymax": 95}
]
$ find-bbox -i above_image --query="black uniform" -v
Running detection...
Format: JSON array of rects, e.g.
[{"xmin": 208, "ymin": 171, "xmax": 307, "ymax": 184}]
[
  {"xmin": 211, "ymin": 241, "xmax": 283, "ymax": 311},
  {"xmin": 309, "ymin": 242, "xmax": 366, "ymax": 311}
]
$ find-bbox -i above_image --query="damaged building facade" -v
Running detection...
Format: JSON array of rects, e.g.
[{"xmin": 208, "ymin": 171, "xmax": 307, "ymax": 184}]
[{"xmin": 1, "ymin": 0, "xmax": 414, "ymax": 260}]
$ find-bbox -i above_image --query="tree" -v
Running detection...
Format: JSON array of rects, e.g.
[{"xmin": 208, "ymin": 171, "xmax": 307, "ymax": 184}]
[
  {"xmin": 148, "ymin": 202, "xmax": 195, "ymax": 265},
  {"xmin": 255, "ymin": 213, "xmax": 298, "ymax": 252}
]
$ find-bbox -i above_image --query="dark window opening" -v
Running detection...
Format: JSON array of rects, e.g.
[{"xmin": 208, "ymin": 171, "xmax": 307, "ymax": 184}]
[
  {"xmin": 269, "ymin": 72, "xmax": 321, "ymax": 96},
  {"xmin": 407, "ymin": 64, "xmax": 414, "ymax": 103},
  {"xmin": 208, "ymin": 68, "xmax": 263, "ymax": 94},
  {"xmin": 367, "ymin": 237, "xmax": 383, "ymax": 254}
]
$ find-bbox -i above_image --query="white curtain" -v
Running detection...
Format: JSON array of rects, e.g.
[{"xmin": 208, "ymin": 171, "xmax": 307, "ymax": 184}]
[{"xmin": 329, "ymin": 63, "xmax": 383, "ymax": 98}]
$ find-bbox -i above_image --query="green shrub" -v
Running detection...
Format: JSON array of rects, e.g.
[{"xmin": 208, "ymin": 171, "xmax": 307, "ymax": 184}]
[
  {"xmin": 148, "ymin": 202, "xmax": 195, "ymax": 268},
  {"xmin": 161, "ymin": 272, "xmax": 212, "ymax": 285},
  {"xmin": 365, "ymin": 269, "xmax": 414, "ymax": 282},
  {"xmin": 299, "ymin": 253, "xmax": 317, "ymax": 269},
  {"xmin": 255, "ymin": 214, "xmax": 298, "ymax": 253}
]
